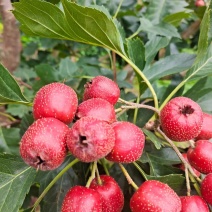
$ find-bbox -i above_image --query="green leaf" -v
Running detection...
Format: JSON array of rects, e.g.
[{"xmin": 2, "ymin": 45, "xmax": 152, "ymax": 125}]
[
  {"xmin": 197, "ymin": 1, "xmax": 212, "ymax": 60},
  {"xmin": 145, "ymin": 35, "xmax": 170, "ymax": 66},
  {"xmin": 58, "ymin": 57, "xmax": 78, "ymax": 81},
  {"xmin": 12, "ymin": 0, "xmax": 125, "ymax": 54},
  {"xmin": 0, "ymin": 64, "xmax": 30, "ymax": 105},
  {"xmin": 163, "ymin": 11, "xmax": 191, "ymax": 26},
  {"xmin": 143, "ymin": 53, "xmax": 195, "ymax": 82},
  {"xmin": 1, "ymin": 128, "xmax": 20, "ymax": 155},
  {"xmin": 35, "ymin": 64, "xmax": 58, "ymax": 84},
  {"xmin": 12, "ymin": 0, "xmax": 72, "ymax": 40},
  {"xmin": 185, "ymin": 43, "xmax": 212, "ymax": 81},
  {"xmin": 141, "ymin": 148, "xmax": 181, "ymax": 165},
  {"xmin": 142, "ymin": 128, "xmax": 163, "ymax": 150},
  {"xmin": 0, "ymin": 128, "xmax": 11, "ymax": 153},
  {"xmin": 126, "ymin": 37, "xmax": 145, "ymax": 70},
  {"xmin": 145, "ymin": 0, "xmax": 188, "ymax": 24},
  {"xmin": 138, "ymin": 18, "xmax": 181, "ymax": 39},
  {"xmin": 146, "ymin": 174, "xmax": 185, "ymax": 194},
  {"xmin": 0, "ymin": 154, "xmax": 36, "ymax": 212},
  {"xmin": 19, "ymin": 113, "xmax": 34, "ymax": 137},
  {"xmin": 6, "ymin": 104, "xmax": 32, "ymax": 119}
]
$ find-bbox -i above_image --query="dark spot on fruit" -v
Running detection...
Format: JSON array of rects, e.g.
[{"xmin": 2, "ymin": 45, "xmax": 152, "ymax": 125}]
[{"xmin": 181, "ymin": 105, "xmax": 194, "ymax": 115}]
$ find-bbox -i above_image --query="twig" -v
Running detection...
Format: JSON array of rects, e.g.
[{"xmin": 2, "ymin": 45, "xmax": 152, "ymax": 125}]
[
  {"xmin": 156, "ymin": 127, "xmax": 202, "ymax": 183},
  {"xmin": 118, "ymin": 98, "xmax": 160, "ymax": 115},
  {"xmin": 119, "ymin": 163, "xmax": 139, "ymax": 190},
  {"xmin": 185, "ymin": 165, "xmax": 191, "ymax": 196}
]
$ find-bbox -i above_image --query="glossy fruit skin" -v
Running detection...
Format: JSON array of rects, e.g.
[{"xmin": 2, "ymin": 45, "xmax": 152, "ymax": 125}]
[
  {"xmin": 178, "ymin": 153, "xmax": 201, "ymax": 177},
  {"xmin": 130, "ymin": 180, "xmax": 181, "ymax": 212},
  {"xmin": 160, "ymin": 97, "xmax": 203, "ymax": 141},
  {"xmin": 106, "ymin": 121, "xmax": 145, "ymax": 163},
  {"xmin": 83, "ymin": 76, "xmax": 120, "ymax": 105},
  {"xmin": 196, "ymin": 113, "xmax": 212, "ymax": 140},
  {"xmin": 187, "ymin": 140, "xmax": 212, "ymax": 174},
  {"xmin": 61, "ymin": 186, "xmax": 102, "ymax": 212},
  {"xmin": 33, "ymin": 82, "xmax": 78, "ymax": 124},
  {"xmin": 20, "ymin": 118, "xmax": 68, "ymax": 171},
  {"xmin": 66, "ymin": 117, "xmax": 115, "ymax": 162},
  {"xmin": 201, "ymin": 173, "xmax": 212, "ymax": 205},
  {"xmin": 90, "ymin": 175, "xmax": 124, "ymax": 212},
  {"xmin": 76, "ymin": 98, "xmax": 116, "ymax": 123},
  {"xmin": 180, "ymin": 195, "xmax": 209, "ymax": 212}
]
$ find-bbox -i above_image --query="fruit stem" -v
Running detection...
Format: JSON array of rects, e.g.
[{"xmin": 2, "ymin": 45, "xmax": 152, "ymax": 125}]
[
  {"xmin": 115, "ymin": 52, "xmax": 159, "ymax": 111},
  {"xmin": 95, "ymin": 164, "xmax": 102, "ymax": 185},
  {"xmin": 133, "ymin": 162, "xmax": 148, "ymax": 181},
  {"xmin": 100, "ymin": 158, "xmax": 110, "ymax": 176},
  {"xmin": 188, "ymin": 173, "xmax": 201, "ymax": 196},
  {"xmin": 86, "ymin": 161, "xmax": 98, "ymax": 187},
  {"xmin": 185, "ymin": 166, "xmax": 191, "ymax": 196},
  {"xmin": 156, "ymin": 127, "xmax": 202, "ymax": 183},
  {"xmin": 31, "ymin": 158, "xmax": 79, "ymax": 212},
  {"xmin": 118, "ymin": 98, "xmax": 160, "ymax": 115},
  {"xmin": 119, "ymin": 163, "xmax": 139, "ymax": 190}
]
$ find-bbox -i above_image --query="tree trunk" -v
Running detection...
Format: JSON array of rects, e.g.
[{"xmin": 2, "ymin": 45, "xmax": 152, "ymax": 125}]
[{"xmin": 0, "ymin": 0, "xmax": 22, "ymax": 72}]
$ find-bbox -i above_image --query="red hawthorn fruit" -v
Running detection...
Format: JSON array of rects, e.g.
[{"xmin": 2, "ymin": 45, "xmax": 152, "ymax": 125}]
[
  {"xmin": 201, "ymin": 173, "xmax": 212, "ymax": 205},
  {"xmin": 180, "ymin": 195, "xmax": 209, "ymax": 212},
  {"xmin": 20, "ymin": 118, "xmax": 68, "ymax": 171},
  {"xmin": 61, "ymin": 186, "xmax": 102, "ymax": 212},
  {"xmin": 195, "ymin": 0, "xmax": 205, "ymax": 7},
  {"xmin": 160, "ymin": 97, "xmax": 203, "ymax": 141},
  {"xmin": 66, "ymin": 117, "xmax": 115, "ymax": 162},
  {"xmin": 196, "ymin": 113, "xmax": 212, "ymax": 140},
  {"xmin": 83, "ymin": 76, "xmax": 120, "ymax": 105},
  {"xmin": 33, "ymin": 82, "xmax": 78, "ymax": 124},
  {"xmin": 178, "ymin": 153, "xmax": 201, "ymax": 177},
  {"xmin": 90, "ymin": 175, "xmax": 124, "ymax": 212},
  {"xmin": 76, "ymin": 98, "xmax": 116, "ymax": 123},
  {"xmin": 130, "ymin": 180, "xmax": 181, "ymax": 212},
  {"xmin": 187, "ymin": 140, "xmax": 212, "ymax": 174},
  {"xmin": 106, "ymin": 121, "xmax": 145, "ymax": 163}
]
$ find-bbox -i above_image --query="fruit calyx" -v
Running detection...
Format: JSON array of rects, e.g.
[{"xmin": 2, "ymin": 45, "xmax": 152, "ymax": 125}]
[{"xmin": 181, "ymin": 105, "xmax": 194, "ymax": 116}]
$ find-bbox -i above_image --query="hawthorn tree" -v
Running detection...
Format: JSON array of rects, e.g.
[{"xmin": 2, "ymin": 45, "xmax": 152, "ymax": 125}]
[{"xmin": 0, "ymin": 0, "xmax": 212, "ymax": 211}]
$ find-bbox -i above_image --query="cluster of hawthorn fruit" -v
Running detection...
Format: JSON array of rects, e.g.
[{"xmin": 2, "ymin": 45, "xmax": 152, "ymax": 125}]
[{"xmin": 19, "ymin": 75, "xmax": 212, "ymax": 211}]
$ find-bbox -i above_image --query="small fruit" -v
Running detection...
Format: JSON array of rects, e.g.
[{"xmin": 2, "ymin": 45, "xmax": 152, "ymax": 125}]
[
  {"xmin": 33, "ymin": 82, "xmax": 78, "ymax": 124},
  {"xmin": 20, "ymin": 118, "xmax": 68, "ymax": 171},
  {"xmin": 130, "ymin": 180, "xmax": 181, "ymax": 212},
  {"xmin": 90, "ymin": 175, "xmax": 124, "ymax": 212},
  {"xmin": 196, "ymin": 113, "xmax": 212, "ymax": 140},
  {"xmin": 61, "ymin": 186, "xmax": 102, "ymax": 212},
  {"xmin": 178, "ymin": 153, "xmax": 201, "ymax": 177},
  {"xmin": 83, "ymin": 76, "xmax": 120, "ymax": 105},
  {"xmin": 187, "ymin": 140, "xmax": 212, "ymax": 174},
  {"xmin": 180, "ymin": 195, "xmax": 209, "ymax": 212},
  {"xmin": 195, "ymin": 0, "xmax": 205, "ymax": 7},
  {"xmin": 76, "ymin": 98, "xmax": 116, "ymax": 123},
  {"xmin": 106, "ymin": 121, "xmax": 145, "ymax": 163},
  {"xmin": 66, "ymin": 117, "xmax": 115, "ymax": 162},
  {"xmin": 201, "ymin": 173, "xmax": 212, "ymax": 205},
  {"xmin": 160, "ymin": 97, "xmax": 203, "ymax": 141}
]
